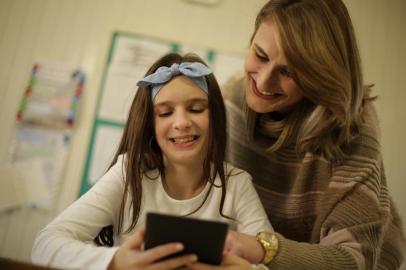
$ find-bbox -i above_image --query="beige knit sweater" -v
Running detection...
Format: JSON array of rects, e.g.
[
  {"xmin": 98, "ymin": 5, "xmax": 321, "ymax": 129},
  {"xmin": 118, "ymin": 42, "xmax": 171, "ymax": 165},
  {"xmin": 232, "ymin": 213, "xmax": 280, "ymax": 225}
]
[{"xmin": 224, "ymin": 76, "xmax": 405, "ymax": 269}]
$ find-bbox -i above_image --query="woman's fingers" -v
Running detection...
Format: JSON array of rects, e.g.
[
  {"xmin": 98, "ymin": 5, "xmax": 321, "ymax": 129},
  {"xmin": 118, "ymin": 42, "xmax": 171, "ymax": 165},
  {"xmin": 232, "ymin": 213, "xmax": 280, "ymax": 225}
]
[
  {"xmin": 223, "ymin": 231, "xmax": 264, "ymax": 264},
  {"xmin": 224, "ymin": 232, "xmax": 235, "ymax": 253},
  {"xmin": 189, "ymin": 253, "xmax": 252, "ymax": 270},
  {"xmin": 189, "ymin": 262, "xmax": 218, "ymax": 270},
  {"xmin": 222, "ymin": 253, "xmax": 251, "ymax": 266}
]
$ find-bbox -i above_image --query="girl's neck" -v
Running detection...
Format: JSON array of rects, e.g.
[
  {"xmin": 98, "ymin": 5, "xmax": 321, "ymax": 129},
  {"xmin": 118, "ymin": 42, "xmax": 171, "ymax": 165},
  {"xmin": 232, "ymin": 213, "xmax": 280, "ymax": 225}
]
[{"xmin": 162, "ymin": 162, "xmax": 206, "ymax": 200}]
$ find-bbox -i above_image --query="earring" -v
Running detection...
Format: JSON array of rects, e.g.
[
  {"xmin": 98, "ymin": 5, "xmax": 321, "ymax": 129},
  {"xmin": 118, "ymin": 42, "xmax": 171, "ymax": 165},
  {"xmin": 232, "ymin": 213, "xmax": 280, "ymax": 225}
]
[{"xmin": 149, "ymin": 136, "xmax": 160, "ymax": 153}]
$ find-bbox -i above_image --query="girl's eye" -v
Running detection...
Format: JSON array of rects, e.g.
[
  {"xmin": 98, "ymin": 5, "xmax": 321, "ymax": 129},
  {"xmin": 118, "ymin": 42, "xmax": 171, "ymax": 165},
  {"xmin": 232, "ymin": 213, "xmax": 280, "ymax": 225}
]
[
  {"xmin": 189, "ymin": 107, "xmax": 206, "ymax": 113},
  {"xmin": 157, "ymin": 111, "xmax": 172, "ymax": 117}
]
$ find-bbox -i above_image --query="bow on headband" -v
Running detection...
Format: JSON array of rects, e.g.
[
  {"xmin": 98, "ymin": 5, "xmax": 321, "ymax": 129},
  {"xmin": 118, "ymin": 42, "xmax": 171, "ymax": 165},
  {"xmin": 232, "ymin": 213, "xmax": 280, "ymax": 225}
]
[{"xmin": 136, "ymin": 62, "xmax": 213, "ymax": 99}]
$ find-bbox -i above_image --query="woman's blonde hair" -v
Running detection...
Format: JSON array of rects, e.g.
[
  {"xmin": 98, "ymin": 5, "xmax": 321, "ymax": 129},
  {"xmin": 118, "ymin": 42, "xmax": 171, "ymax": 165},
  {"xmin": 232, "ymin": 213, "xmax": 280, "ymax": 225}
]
[{"xmin": 247, "ymin": 0, "xmax": 373, "ymax": 159}]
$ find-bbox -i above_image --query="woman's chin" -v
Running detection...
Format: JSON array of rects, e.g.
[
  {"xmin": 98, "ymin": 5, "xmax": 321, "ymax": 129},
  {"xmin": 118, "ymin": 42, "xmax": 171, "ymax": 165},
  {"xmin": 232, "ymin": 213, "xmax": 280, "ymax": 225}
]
[{"xmin": 245, "ymin": 93, "xmax": 276, "ymax": 113}]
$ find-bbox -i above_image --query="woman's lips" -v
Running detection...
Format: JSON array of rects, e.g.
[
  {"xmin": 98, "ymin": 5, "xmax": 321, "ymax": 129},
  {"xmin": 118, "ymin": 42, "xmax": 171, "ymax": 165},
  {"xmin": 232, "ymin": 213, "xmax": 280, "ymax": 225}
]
[{"xmin": 251, "ymin": 78, "xmax": 283, "ymax": 100}]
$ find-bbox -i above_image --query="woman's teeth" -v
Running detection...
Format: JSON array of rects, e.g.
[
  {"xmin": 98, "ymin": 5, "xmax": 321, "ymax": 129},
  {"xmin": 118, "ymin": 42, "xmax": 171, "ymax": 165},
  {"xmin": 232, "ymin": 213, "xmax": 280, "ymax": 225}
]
[{"xmin": 259, "ymin": 90, "xmax": 277, "ymax": 96}]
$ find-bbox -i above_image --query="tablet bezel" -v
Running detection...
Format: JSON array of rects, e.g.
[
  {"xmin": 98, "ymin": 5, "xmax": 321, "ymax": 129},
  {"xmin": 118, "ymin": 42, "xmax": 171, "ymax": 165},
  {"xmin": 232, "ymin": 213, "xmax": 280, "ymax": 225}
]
[{"xmin": 144, "ymin": 212, "xmax": 229, "ymax": 265}]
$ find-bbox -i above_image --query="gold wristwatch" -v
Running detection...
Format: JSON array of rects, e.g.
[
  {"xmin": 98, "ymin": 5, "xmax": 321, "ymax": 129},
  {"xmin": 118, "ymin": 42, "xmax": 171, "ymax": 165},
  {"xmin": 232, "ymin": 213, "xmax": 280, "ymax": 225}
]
[{"xmin": 256, "ymin": 231, "xmax": 279, "ymax": 264}]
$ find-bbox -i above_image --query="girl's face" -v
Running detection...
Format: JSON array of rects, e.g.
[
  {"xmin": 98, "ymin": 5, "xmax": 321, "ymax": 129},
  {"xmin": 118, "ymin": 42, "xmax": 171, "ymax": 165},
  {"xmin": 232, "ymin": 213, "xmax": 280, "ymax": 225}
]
[
  {"xmin": 153, "ymin": 76, "xmax": 209, "ymax": 167},
  {"xmin": 245, "ymin": 20, "xmax": 304, "ymax": 114}
]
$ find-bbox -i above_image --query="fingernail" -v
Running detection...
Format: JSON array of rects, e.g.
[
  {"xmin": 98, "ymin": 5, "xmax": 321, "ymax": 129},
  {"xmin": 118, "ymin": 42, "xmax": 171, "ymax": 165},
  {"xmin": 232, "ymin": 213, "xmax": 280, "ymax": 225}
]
[{"xmin": 175, "ymin": 243, "xmax": 184, "ymax": 250}]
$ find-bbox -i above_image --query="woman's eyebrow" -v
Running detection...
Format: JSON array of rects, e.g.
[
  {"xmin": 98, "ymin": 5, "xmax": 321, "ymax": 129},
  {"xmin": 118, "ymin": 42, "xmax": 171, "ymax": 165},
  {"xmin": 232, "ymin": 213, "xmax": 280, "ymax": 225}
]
[{"xmin": 254, "ymin": 43, "xmax": 268, "ymax": 57}]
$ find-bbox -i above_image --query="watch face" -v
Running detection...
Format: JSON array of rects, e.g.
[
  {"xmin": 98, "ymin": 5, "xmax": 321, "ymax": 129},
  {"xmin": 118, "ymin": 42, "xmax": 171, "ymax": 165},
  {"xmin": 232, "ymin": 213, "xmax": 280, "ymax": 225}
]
[
  {"xmin": 256, "ymin": 231, "xmax": 278, "ymax": 264},
  {"xmin": 258, "ymin": 231, "xmax": 274, "ymax": 241}
]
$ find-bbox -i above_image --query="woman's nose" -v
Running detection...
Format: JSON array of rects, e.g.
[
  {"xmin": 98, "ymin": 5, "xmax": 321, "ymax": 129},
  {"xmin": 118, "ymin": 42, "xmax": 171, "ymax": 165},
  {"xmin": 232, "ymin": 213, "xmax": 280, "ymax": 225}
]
[{"xmin": 256, "ymin": 65, "xmax": 277, "ymax": 91}]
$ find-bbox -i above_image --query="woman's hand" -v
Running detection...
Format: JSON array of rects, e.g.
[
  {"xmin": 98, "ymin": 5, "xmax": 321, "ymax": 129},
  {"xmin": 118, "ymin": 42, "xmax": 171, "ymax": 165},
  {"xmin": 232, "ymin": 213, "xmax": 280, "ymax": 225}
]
[
  {"xmin": 190, "ymin": 253, "xmax": 253, "ymax": 270},
  {"xmin": 108, "ymin": 228, "xmax": 198, "ymax": 270},
  {"xmin": 224, "ymin": 231, "xmax": 264, "ymax": 264}
]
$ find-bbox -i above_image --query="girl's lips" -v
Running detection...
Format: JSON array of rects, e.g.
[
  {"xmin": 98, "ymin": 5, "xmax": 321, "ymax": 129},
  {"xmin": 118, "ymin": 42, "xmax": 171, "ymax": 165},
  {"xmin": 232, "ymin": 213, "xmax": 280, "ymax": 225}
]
[{"xmin": 169, "ymin": 135, "xmax": 199, "ymax": 148}]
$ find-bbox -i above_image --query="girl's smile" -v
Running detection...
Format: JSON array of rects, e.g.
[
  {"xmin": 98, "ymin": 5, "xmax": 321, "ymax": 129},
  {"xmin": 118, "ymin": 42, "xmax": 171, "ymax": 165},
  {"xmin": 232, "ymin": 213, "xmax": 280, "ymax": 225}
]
[
  {"xmin": 169, "ymin": 135, "xmax": 200, "ymax": 148},
  {"xmin": 153, "ymin": 76, "xmax": 209, "ymax": 166}
]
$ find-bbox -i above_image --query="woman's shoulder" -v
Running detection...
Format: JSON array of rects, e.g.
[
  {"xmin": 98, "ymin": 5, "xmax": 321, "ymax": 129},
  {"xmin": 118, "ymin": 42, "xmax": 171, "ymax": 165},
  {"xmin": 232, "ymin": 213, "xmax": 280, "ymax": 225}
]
[
  {"xmin": 359, "ymin": 100, "xmax": 381, "ymax": 139},
  {"xmin": 222, "ymin": 73, "xmax": 246, "ymax": 107},
  {"xmin": 343, "ymin": 101, "xmax": 382, "ymax": 161}
]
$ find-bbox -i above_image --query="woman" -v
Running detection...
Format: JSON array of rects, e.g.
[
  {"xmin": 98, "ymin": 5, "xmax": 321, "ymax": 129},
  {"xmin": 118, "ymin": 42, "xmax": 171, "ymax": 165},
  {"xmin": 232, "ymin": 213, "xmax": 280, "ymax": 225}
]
[{"xmin": 192, "ymin": 0, "xmax": 404, "ymax": 269}]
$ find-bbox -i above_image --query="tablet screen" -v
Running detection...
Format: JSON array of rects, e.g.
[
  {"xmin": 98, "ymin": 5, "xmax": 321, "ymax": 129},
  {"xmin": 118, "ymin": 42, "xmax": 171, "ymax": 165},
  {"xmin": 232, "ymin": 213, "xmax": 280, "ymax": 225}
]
[{"xmin": 144, "ymin": 212, "xmax": 229, "ymax": 265}]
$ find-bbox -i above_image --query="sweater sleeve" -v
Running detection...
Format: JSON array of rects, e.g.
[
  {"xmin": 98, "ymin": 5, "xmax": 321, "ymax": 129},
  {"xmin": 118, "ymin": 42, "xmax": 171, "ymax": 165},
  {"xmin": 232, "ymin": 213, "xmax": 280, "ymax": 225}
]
[
  {"xmin": 31, "ymin": 156, "xmax": 126, "ymax": 270},
  {"xmin": 267, "ymin": 158, "xmax": 404, "ymax": 270},
  {"xmin": 267, "ymin": 131, "xmax": 404, "ymax": 269}
]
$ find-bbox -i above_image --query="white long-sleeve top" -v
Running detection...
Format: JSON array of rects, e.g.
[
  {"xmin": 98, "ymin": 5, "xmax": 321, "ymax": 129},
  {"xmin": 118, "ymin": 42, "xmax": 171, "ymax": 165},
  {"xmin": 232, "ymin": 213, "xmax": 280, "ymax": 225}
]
[{"xmin": 32, "ymin": 155, "xmax": 272, "ymax": 270}]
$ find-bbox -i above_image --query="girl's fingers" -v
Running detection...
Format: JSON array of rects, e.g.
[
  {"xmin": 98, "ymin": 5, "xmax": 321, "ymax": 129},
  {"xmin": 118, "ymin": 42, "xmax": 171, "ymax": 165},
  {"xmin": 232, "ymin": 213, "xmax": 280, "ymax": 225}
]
[
  {"xmin": 122, "ymin": 228, "xmax": 145, "ymax": 249},
  {"xmin": 136, "ymin": 242, "xmax": 185, "ymax": 264},
  {"xmin": 151, "ymin": 254, "xmax": 198, "ymax": 270}
]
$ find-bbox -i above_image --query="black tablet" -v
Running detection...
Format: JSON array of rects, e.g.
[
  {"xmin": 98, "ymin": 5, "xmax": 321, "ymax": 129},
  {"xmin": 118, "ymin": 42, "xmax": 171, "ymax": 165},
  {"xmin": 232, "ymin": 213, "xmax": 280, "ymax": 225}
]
[{"xmin": 144, "ymin": 212, "xmax": 229, "ymax": 265}]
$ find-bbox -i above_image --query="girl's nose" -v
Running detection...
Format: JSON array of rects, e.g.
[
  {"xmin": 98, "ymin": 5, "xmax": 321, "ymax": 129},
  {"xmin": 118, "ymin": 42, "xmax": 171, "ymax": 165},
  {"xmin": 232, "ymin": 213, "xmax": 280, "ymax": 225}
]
[{"xmin": 173, "ymin": 111, "xmax": 192, "ymax": 130}]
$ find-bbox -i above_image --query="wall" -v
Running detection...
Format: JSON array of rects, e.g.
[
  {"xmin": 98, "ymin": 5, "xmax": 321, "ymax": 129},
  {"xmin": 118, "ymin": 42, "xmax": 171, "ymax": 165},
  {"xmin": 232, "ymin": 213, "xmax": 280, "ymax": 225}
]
[
  {"xmin": 0, "ymin": 0, "xmax": 269, "ymax": 209},
  {"xmin": 0, "ymin": 0, "xmax": 405, "ymax": 265}
]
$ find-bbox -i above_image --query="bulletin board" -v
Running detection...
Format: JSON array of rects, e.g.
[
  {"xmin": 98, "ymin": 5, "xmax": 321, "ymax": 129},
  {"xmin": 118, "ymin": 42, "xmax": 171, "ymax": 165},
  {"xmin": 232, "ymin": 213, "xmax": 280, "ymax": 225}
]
[
  {"xmin": 79, "ymin": 31, "xmax": 244, "ymax": 195},
  {"xmin": 0, "ymin": 63, "xmax": 85, "ymax": 212}
]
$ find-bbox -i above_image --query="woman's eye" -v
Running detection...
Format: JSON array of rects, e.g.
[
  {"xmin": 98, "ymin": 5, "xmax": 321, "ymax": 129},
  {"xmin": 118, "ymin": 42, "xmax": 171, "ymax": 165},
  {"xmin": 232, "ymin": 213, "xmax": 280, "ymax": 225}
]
[
  {"xmin": 280, "ymin": 68, "xmax": 292, "ymax": 77},
  {"xmin": 255, "ymin": 52, "xmax": 268, "ymax": 62}
]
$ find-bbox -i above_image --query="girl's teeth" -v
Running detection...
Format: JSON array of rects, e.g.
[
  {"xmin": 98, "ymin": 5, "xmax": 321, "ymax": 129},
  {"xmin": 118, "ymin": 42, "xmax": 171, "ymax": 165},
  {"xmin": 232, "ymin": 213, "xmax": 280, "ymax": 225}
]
[{"xmin": 173, "ymin": 136, "xmax": 195, "ymax": 143}]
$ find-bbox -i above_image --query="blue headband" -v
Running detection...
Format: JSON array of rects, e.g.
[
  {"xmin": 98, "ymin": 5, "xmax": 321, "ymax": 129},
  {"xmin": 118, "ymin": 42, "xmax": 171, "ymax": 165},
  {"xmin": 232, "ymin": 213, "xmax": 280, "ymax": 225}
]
[{"xmin": 136, "ymin": 62, "xmax": 212, "ymax": 99}]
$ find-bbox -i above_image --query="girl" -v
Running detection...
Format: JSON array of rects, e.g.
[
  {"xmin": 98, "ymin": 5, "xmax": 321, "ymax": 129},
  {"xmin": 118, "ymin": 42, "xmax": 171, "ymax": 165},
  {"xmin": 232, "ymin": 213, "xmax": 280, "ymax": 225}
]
[{"xmin": 31, "ymin": 53, "xmax": 272, "ymax": 270}]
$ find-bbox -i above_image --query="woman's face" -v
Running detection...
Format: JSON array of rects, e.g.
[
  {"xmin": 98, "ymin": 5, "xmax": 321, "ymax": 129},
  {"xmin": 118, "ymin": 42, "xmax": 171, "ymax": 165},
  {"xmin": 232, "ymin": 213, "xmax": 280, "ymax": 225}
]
[
  {"xmin": 245, "ymin": 20, "xmax": 304, "ymax": 114},
  {"xmin": 153, "ymin": 76, "xmax": 209, "ymax": 167}
]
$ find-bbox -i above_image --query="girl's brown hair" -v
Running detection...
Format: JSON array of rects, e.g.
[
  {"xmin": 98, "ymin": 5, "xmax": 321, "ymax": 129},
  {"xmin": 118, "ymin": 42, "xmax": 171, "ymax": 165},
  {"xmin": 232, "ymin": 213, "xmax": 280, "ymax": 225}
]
[{"xmin": 95, "ymin": 52, "xmax": 228, "ymax": 246}]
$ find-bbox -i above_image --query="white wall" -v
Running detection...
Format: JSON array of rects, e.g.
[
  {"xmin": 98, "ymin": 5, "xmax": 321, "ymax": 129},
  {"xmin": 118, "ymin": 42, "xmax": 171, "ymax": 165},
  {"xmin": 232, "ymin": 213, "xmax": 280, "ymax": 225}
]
[
  {"xmin": 0, "ymin": 0, "xmax": 267, "ymax": 210},
  {"xmin": 0, "ymin": 0, "xmax": 405, "ymax": 265}
]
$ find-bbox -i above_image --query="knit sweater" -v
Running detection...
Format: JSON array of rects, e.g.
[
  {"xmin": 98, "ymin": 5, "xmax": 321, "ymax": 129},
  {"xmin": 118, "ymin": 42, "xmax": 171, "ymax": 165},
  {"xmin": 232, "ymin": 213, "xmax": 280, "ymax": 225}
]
[{"xmin": 223, "ymin": 75, "xmax": 405, "ymax": 270}]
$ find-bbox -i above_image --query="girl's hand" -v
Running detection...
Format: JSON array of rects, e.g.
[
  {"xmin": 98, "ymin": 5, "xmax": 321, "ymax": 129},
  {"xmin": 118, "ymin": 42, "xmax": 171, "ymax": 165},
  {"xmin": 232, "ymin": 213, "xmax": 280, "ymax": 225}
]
[
  {"xmin": 190, "ymin": 253, "xmax": 253, "ymax": 270},
  {"xmin": 224, "ymin": 231, "xmax": 264, "ymax": 264},
  {"xmin": 108, "ymin": 228, "xmax": 198, "ymax": 270}
]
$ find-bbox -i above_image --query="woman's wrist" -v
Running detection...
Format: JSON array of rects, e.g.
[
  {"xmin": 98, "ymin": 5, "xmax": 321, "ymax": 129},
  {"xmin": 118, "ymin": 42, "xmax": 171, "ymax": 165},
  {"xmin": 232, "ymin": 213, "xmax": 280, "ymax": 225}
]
[
  {"xmin": 256, "ymin": 231, "xmax": 279, "ymax": 264},
  {"xmin": 241, "ymin": 233, "xmax": 267, "ymax": 263}
]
